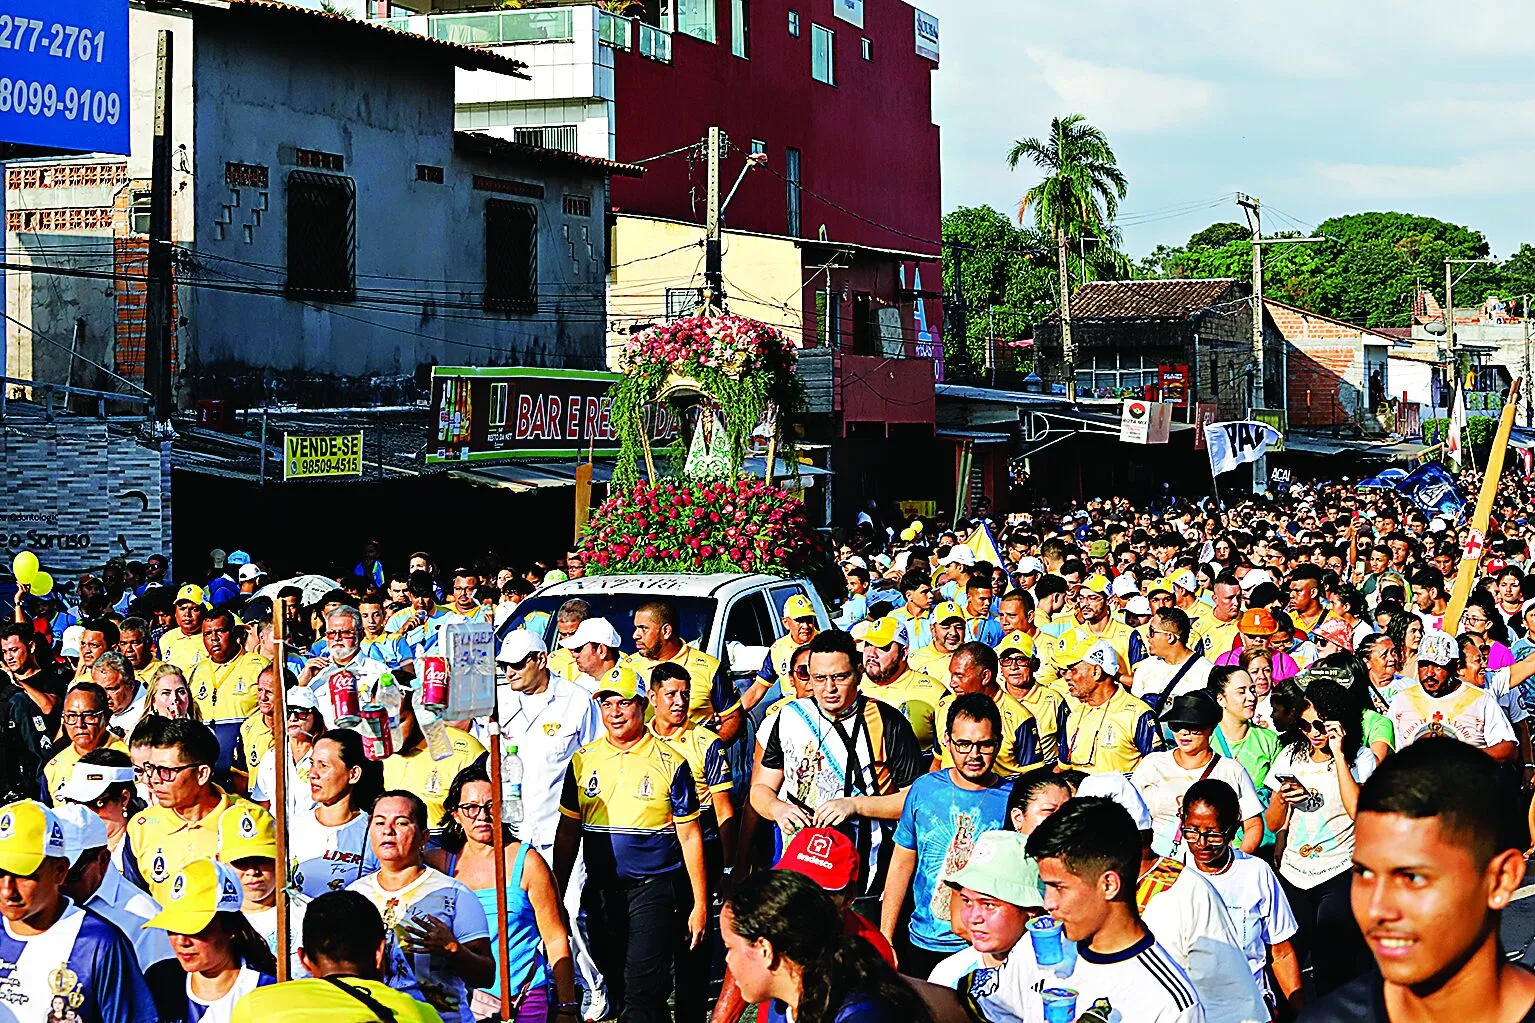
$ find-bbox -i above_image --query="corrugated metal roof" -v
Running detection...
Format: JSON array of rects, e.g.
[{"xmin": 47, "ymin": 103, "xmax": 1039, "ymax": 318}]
[
  {"xmin": 453, "ymin": 132, "xmax": 645, "ymax": 178},
  {"xmin": 1066, "ymin": 278, "xmax": 1242, "ymax": 320}
]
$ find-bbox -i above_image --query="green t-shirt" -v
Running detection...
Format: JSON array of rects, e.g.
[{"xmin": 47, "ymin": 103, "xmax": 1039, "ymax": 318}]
[
  {"xmin": 1214, "ymin": 723, "xmax": 1282, "ymax": 845},
  {"xmin": 1362, "ymin": 709, "xmax": 1396, "ymax": 752}
]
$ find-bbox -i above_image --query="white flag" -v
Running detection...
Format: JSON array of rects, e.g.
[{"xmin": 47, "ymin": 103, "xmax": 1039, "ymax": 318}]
[
  {"xmin": 1447, "ymin": 384, "xmax": 1467, "ymax": 469},
  {"xmin": 1204, "ymin": 420, "xmax": 1283, "ymax": 475}
]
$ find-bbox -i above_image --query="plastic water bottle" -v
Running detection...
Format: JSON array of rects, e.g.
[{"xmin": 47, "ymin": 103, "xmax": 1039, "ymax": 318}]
[{"xmin": 502, "ymin": 745, "xmax": 524, "ymax": 832}]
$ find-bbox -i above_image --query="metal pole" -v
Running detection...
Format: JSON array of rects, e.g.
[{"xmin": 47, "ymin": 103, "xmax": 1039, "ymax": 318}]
[
  {"xmin": 1238, "ymin": 194, "xmax": 1266, "ymax": 493},
  {"xmin": 703, "ymin": 126, "xmax": 724, "ymax": 314},
  {"xmin": 259, "ymin": 412, "xmax": 268, "ymax": 487},
  {"xmin": 146, "ymin": 31, "xmax": 175, "ymax": 422},
  {"xmin": 1446, "ymin": 260, "xmax": 1455, "ymax": 366},
  {"xmin": 271, "ymin": 602, "xmax": 291, "ymax": 982},
  {"xmin": 1525, "ymin": 296, "xmax": 1532, "ymax": 427}
]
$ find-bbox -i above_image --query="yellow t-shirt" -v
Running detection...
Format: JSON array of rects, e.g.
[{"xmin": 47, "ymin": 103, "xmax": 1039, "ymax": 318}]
[
  {"xmin": 1013, "ymin": 683, "xmax": 1066, "ymax": 766},
  {"xmin": 237, "ymin": 711, "xmax": 274, "ymax": 779},
  {"xmin": 625, "ymin": 643, "xmax": 737, "ymax": 725},
  {"xmin": 158, "ymin": 629, "xmax": 207, "ymax": 671},
  {"xmin": 1059, "ymin": 688, "xmax": 1161, "ymax": 774},
  {"xmin": 860, "ymin": 668, "xmax": 947, "ymax": 752},
  {"xmin": 382, "ymin": 726, "xmax": 486, "ymax": 826},
  {"xmin": 934, "ymin": 689, "xmax": 1044, "ymax": 775},
  {"xmin": 124, "ymin": 788, "xmax": 270, "ymax": 900},
  {"xmin": 1194, "ymin": 614, "xmax": 1242, "ymax": 660},
  {"xmin": 187, "ymin": 651, "xmax": 271, "ymax": 722},
  {"xmin": 42, "ymin": 737, "xmax": 128, "ymax": 803},
  {"xmin": 232, "ymin": 977, "xmax": 445, "ymax": 1023},
  {"xmin": 908, "ymin": 643, "xmax": 958, "ymax": 682}
]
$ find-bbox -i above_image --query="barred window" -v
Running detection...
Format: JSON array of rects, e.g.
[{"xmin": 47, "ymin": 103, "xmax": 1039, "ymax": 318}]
[
  {"xmin": 485, "ymin": 199, "xmax": 537, "ymax": 314},
  {"xmin": 285, "ymin": 171, "xmax": 355, "ymax": 301}
]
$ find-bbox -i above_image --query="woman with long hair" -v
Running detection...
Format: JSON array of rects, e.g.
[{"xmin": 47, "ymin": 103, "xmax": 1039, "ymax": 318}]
[
  {"xmin": 721, "ymin": 870, "xmax": 932, "ymax": 1023},
  {"xmin": 1239, "ymin": 646, "xmax": 1275, "ymax": 728},
  {"xmin": 148, "ymin": 664, "xmax": 201, "ymax": 721},
  {"xmin": 144, "ymin": 859, "xmax": 278, "ymax": 1022},
  {"xmin": 59, "ymin": 746, "xmax": 146, "ymax": 871},
  {"xmin": 289, "ymin": 728, "xmax": 383, "ymax": 897},
  {"xmin": 1207, "ymin": 664, "xmax": 1281, "ymax": 812},
  {"xmin": 1384, "ymin": 611, "xmax": 1423, "ymax": 687},
  {"xmin": 426, "ymin": 763, "xmax": 576, "ymax": 1023},
  {"xmin": 1262, "ymin": 679, "xmax": 1374, "ymax": 995},
  {"xmin": 1463, "ymin": 591, "xmax": 1518, "ymax": 674},
  {"xmin": 1304, "ymin": 652, "xmax": 1394, "ymax": 762}
]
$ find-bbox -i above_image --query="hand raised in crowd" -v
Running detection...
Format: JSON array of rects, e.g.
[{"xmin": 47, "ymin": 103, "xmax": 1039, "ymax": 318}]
[{"xmin": 398, "ymin": 913, "xmax": 461, "ymax": 957}]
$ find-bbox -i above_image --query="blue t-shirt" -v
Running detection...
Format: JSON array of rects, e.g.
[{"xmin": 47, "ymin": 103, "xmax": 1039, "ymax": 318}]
[
  {"xmin": 892, "ymin": 769, "xmax": 1011, "ymax": 952},
  {"xmin": 768, "ymin": 992, "xmax": 913, "ymax": 1023},
  {"xmin": 0, "ymin": 900, "xmax": 157, "ymax": 1023}
]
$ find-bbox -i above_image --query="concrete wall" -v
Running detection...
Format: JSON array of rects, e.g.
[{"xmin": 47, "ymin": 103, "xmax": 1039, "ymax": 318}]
[{"xmin": 1, "ymin": 421, "xmax": 172, "ymax": 578}]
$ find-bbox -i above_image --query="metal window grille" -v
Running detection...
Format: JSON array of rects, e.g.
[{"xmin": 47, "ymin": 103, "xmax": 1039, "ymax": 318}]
[
  {"xmin": 129, "ymin": 190, "xmax": 152, "ymax": 235},
  {"xmin": 512, "ymin": 125, "xmax": 578, "ymax": 153},
  {"xmin": 785, "ymin": 147, "xmax": 801, "ymax": 236},
  {"xmin": 563, "ymin": 194, "xmax": 592, "ymax": 217},
  {"xmin": 485, "ymin": 199, "xmax": 537, "ymax": 314},
  {"xmin": 285, "ymin": 171, "xmax": 355, "ymax": 301}
]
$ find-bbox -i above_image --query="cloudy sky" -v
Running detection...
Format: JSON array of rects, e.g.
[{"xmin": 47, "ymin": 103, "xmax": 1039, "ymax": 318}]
[{"xmin": 923, "ymin": 0, "xmax": 1534, "ymax": 259}]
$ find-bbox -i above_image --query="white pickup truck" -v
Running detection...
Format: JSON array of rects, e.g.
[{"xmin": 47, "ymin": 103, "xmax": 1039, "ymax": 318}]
[{"xmin": 497, "ymin": 572, "xmax": 835, "ymax": 686}]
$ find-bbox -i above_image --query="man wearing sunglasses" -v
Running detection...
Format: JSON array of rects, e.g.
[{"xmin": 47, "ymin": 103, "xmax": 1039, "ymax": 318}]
[{"xmin": 119, "ymin": 718, "xmax": 272, "ymax": 901}]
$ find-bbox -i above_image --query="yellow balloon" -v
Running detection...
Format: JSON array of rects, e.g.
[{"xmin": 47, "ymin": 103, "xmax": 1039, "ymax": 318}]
[
  {"xmin": 11, "ymin": 551, "xmax": 37, "ymax": 586},
  {"xmin": 899, "ymin": 528, "xmax": 915, "ymax": 542},
  {"xmin": 30, "ymin": 571, "xmax": 53, "ymax": 597},
  {"xmin": 912, "ymin": 521, "xmax": 924, "ymax": 534}
]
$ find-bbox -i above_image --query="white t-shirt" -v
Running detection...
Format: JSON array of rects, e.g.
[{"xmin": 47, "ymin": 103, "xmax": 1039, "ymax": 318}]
[
  {"xmin": 1175, "ymin": 849, "xmax": 1298, "ymax": 1001},
  {"xmin": 927, "ymin": 947, "xmax": 983, "ymax": 989},
  {"xmin": 1131, "ymin": 752, "xmax": 1266, "ymax": 857},
  {"xmin": 252, "ymin": 748, "xmax": 315, "ymax": 816},
  {"xmin": 184, "ymin": 963, "xmax": 267, "ymax": 1023},
  {"xmin": 1140, "ymin": 858, "xmax": 1268, "ymax": 1023},
  {"xmin": 1131, "ymin": 655, "xmax": 1214, "ymax": 703},
  {"xmin": 1386, "ymin": 683, "xmax": 1516, "ymax": 750},
  {"xmin": 1264, "ymin": 745, "xmax": 1377, "ymax": 888},
  {"xmin": 348, "ymin": 867, "xmax": 489, "ymax": 1023},
  {"xmin": 290, "ymin": 807, "xmax": 379, "ymax": 897},
  {"xmin": 964, "ymin": 931, "xmax": 1203, "ymax": 1023}
]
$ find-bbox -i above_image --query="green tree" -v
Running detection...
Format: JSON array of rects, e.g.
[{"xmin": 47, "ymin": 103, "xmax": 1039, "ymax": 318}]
[
  {"xmin": 1007, "ymin": 115, "xmax": 1128, "ymax": 399},
  {"xmin": 940, "ymin": 206, "xmax": 1057, "ymax": 376},
  {"xmin": 1187, "ymin": 222, "xmax": 1248, "ymax": 249}
]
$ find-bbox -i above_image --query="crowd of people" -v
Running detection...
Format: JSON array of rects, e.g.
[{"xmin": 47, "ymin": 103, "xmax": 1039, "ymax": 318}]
[{"xmin": 4, "ymin": 468, "xmax": 1535, "ymax": 1023}]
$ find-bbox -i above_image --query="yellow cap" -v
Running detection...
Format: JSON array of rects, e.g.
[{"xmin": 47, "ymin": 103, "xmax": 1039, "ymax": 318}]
[
  {"xmin": 144, "ymin": 859, "xmax": 246, "ymax": 935},
  {"xmin": 997, "ymin": 631, "xmax": 1036, "ymax": 659},
  {"xmin": 0, "ymin": 801, "xmax": 68, "ymax": 877},
  {"xmin": 1081, "ymin": 574, "xmax": 1111, "ymax": 595},
  {"xmin": 175, "ymin": 583, "xmax": 211, "ymax": 609},
  {"xmin": 863, "ymin": 616, "xmax": 908, "ymax": 648},
  {"xmin": 217, "ymin": 804, "xmax": 277, "ymax": 864},
  {"xmin": 782, "ymin": 594, "xmax": 816, "ymax": 621},
  {"xmin": 595, "ymin": 662, "xmax": 644, "ymax": 701},
  {"xmin": 932, "ymin": 601, "xmax": 965, "ymax": 625}
]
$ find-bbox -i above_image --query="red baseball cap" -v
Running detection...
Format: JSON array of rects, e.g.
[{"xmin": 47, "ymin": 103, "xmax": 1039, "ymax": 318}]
[
  {"xmin": 1487, "ymin": 558, "xmax": 1509, "ymax": 575},
  {"xmin": 774, "ymin": 828, "xmax": 859, "ymax": 892}
]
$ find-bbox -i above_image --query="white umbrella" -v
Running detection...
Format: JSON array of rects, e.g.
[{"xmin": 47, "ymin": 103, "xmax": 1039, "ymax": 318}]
[{"xmin": 252, "ymin": 574, "xmax": 342, "ymax": 605}]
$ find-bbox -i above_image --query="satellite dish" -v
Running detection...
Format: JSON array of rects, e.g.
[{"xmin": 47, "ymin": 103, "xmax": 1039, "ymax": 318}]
[{"xmin": 1423, "ymin": 319, "xmax": 1447, "ymax": 336}]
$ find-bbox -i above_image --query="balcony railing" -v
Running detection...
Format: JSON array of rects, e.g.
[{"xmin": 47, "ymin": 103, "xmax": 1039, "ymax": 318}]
[
  {"xmin": 598, "ymin": 10, "xmax": 632, "ymax": 49},
  {"xmin": 424, "ymin": 8, "xmax": 575, "ymax": 46},
  {"xmin": 637, "ymin": 22, "xmax": 672, "ymax": 62}
]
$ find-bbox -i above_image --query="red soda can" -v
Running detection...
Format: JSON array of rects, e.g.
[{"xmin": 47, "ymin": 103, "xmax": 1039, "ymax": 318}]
[
  {"xmin": 328, "ymin": 669, "xmax": 361, "ymax": 726},
  {"xmin": 359, "ymin": 703, "xmax": 393, "ymax": 761},
  {"xmin": 420, "ymin": 656, "xmax": 450, "ymax": 711}
]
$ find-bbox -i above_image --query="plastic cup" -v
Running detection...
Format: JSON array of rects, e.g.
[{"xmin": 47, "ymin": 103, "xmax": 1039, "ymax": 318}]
[
  {"xmin": 1041, "ymin": 987, "xmax": 1078, "ymax": 1023},
  {"xmin": 1027, "ymin": 915, "xmax": 1066, "ymax": 966}
]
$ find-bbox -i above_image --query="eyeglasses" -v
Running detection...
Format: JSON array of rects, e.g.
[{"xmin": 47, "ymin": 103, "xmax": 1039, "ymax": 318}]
[
  {"xmin": 325, "ymin": 630, "xmax": 358, "ymax": 640},
  {"xmin": 141, "ymin": 763, "xmax": 200, "ymax": 783},
  {"xmin": 62, "ymin": 711, "xmax": 105, "ymax": 725},
  {"xmin": 948, "ymin": 739, "xmax": 1001, "ymax": 754},
  {"xmin": 809, "ymin": 671, "xmax": 855, "ymax": 685},
  {"xmin": 454, "ymin": 801, "xmax": 495, "ymax": 819},
  {"xmin": 1179, "ymin": 827, "xmax": 1230, "ymax": 845},
  {"xmin": 1298, "ymin": 719, "xmax": 1331, "ymax": 734},
  {"xmin": 793, "ymin": 666, "xmax": 811, "ymax": 679}
]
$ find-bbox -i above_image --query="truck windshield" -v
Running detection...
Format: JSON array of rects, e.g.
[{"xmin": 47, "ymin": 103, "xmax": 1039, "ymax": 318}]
[{"xmin": 499, "ymin": 594, "xmax": 717, "ymax": 655}]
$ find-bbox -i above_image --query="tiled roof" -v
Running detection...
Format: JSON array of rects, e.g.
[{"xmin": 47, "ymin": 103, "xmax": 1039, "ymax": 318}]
[
  {"xmin": 1066, "ymin": 278, "xmax": 1241, "ymax": 320},
  {"xmin": 160, "ymin": 0, "xmax": 530, "ymax": 77},
  {"xmin": 454, "ymin": 132, "xmax": 645, "ymax": 178}
]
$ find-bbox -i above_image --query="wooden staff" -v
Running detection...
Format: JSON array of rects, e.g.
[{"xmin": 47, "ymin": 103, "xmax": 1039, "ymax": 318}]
[
  {"xmin": 270, "ymin": 602, "xmax": 291, "ymax": 982},
  {"xmin": 1443, "ymin": 377, "xmax": 1523, "ymax": 633},
  {"xmin": 487, "ymin": 719, "xmax": 513, "ymax": 1021}
]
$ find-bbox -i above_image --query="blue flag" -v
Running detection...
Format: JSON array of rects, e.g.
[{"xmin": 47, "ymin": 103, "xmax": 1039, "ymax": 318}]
[
  {"xmin": 1356, "ymin": 468, "xmax": 1408, "ymax": 489},
  {"xmin": 1393, "ymin": 462, "xmax": 1465, "ymax": 519}
]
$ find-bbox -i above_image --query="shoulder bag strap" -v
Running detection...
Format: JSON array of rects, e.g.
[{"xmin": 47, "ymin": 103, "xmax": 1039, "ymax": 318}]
[{"xmin": 320, "ymin": 977, "xmax": 398, "ymax": 1023}]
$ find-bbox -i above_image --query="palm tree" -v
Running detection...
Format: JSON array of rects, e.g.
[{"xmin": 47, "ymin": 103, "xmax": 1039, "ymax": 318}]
[{"xmin": 1007, "ymin": 115, "xmax": 1128, "ymax": 400}]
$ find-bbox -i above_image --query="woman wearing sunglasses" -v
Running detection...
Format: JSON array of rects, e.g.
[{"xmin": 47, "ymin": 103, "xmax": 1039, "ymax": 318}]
[
  {"xmin": 1262, "ymin": 678, "xmax": 1373, "ymax": 996},
  {"xmin": 428, "ymin": 762, "xmax": 576, "ymax": 1023},
  {"xmin": 1179, "ymin": 778, "xmax": 1303, "ymax": 1018}
]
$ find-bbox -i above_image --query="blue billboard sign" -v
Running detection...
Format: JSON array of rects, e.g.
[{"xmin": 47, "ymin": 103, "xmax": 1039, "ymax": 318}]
[{"xmin": 0, "ymin": 0, "xmax": 130, "ymax": 155}]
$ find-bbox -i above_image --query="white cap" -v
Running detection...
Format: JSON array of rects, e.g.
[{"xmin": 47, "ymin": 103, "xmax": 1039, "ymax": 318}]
[
  {"xmin": 842, "ymin": 555, "xmax": 869, "ymax": 571},
  {"xmin": 1169, "ymin": 570, "xmax": 1199, "ymax": 593},
  {"xmin": 849, "ymin": 620, "xmax": 872, "ymax": 643},
  {"xmin": 58, "ymin": 762, "xmax": 134, "ymax": 805},
  {"xmin": 51, "ymin": 803, "xmax": 108, "ymax": 866},
  {"xmin": 1016, "ymin": 556, "xmax": 1045, "ymax": 575},
  {"xmin": 285, "ymin": 686, "xmax": 318, "ymax": 711},
  {"xmin": 1429, "ymin": 517, "xmax": 1449, "ymax": 533},
  {"xmin": 1111, "ymin": 574, "xmax": 1139, "ymax": 598},
  {"xmin": 1418, "ymin": 629, "xmax": 1459, "ymax": 667},
  {"xmin": 497, "ymin": 629, "xmax": 548, "ymax": 664},
  {"xmin": 237, "ymin": 563, "xmax": 266, "ymax": 582},
  {"xmin": 1084, "ymin": 640, "xmax": 1120, "ymax": 675},
  {"xmin": 1240, "ymin": 569, "xmax": 1274, "ymax": 591},
  {"xmin": 559, "ymin": 616, "xmax": 623, "ymax": 651},
  {"xmin": 60, "ymin": 625, "xmax": 85, "ymax": 659},
  {"xmin": 941, "ymin": 544, "xmax": 975, "ymax": 568},
  {"xmin": 1078, "ymin": 771, "xmax": 1153, "ymax": 831},
  {"xmin": 1124, "ymin": 595, "xmax": 1154, "ymax": 617}
]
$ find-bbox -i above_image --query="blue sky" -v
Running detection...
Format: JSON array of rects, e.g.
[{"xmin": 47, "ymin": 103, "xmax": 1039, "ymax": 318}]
[{"xmin": 923, "ymin": 0, "xmax": 1534, "ymax": 260}]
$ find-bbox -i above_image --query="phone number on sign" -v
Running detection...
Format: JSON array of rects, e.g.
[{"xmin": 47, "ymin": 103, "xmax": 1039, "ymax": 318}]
[
  {"xmin": 0, "ymin": 15, "xmax": 108, "ymax": 61},
  {"xmin": 0, "ymin": 79, "xmax": 120, "ymax": 124}
]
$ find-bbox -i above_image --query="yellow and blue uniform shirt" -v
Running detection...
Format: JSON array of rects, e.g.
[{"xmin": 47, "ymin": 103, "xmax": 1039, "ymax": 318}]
[
  {"xmin": 43, "ymin": 737, "xmax": 128, "ymax": 803},
  {"xmin": 860, "ymin": 668, "xmax": 947, "ymax": 754},
  {"xmin": 625, "ymin": 643, "xmax": 738, "ymax": 725},
  {"xmin": 158, "ymin": 629, "xmax": 206, "ymax": 671},
  {"xmin": 382, "ymin": 726, "xmax": 486, "ymax": 826},
  {"xmin": 1013, "ymin": 683, "xmax": 1068, "ymax": 766},
  {"xmin": 1059, "ymin": 687, "xmax": 1161, "ymax": 774},
  {"xmin": 908, "ymin": 642, "xmax": 959, "ymax": 681},
  {"xmin": 893, "ymin": 605, "xmax": 932, "ymax": 651},
  {"xmin": 234, "ymin": 711, "xmax": 274, "ymax": 780},
  {"xmin": 934, "ymin": 689, "xmax": 1044, "ymax": 775},
  {"xmin": 560, "ymin": 731, "xmax": 699, "ymax": 884},
  {"xmin": 122, "ymin": 787, "xmax": 270, "ymax": 900},
  {"xmin": 186, "ymin": 651, "xmax": 270, "ymax": 723},
  {"xmin": 647, "ymin": 722, "xmax": 731, "ymax": 844}
]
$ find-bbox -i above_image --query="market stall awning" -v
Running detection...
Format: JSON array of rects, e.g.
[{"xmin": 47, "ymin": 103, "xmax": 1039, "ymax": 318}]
[{"xmin": 1280, "ymin": 435, "xmax": 1429, "ymax": 460}]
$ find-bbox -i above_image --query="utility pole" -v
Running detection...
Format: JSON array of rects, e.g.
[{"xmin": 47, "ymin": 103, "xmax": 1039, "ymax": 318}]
[
  {"xmin": 1525, "ymin": 295, "xmax": 1533, "ymax": 426},
  {"xmin": 145, "ymin": 30, "xmax": 175, "ymax": 423},
  {"xmin": 1055, "ymin": 228, "xmax": 1075, "ymax": 401},
  {"xmin": 702, "ymin": 126, "xmax": 725, "ymax": 314},
  {"xmin": 1237, "ymin": 192, "xmax": 1326, "ymax": 493},
  {"xmin": 1443, "ymin": 256, "xmax": 1498, "ymax": 409}
]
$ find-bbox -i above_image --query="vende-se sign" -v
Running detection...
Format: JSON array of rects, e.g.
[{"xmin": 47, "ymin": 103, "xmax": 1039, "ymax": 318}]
[{"xmin": 427, "ymin": 367, "xmax": 680, "ymax": 464}]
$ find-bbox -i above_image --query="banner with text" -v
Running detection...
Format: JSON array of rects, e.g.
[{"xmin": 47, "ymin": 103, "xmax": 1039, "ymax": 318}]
[
  {"xmin": 427, "ymin": 367, "xmax": 680, "ymax": 464},
  {"xmin": 283, "ymin": 433, "xmax": 363, "ymax": 480}
]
